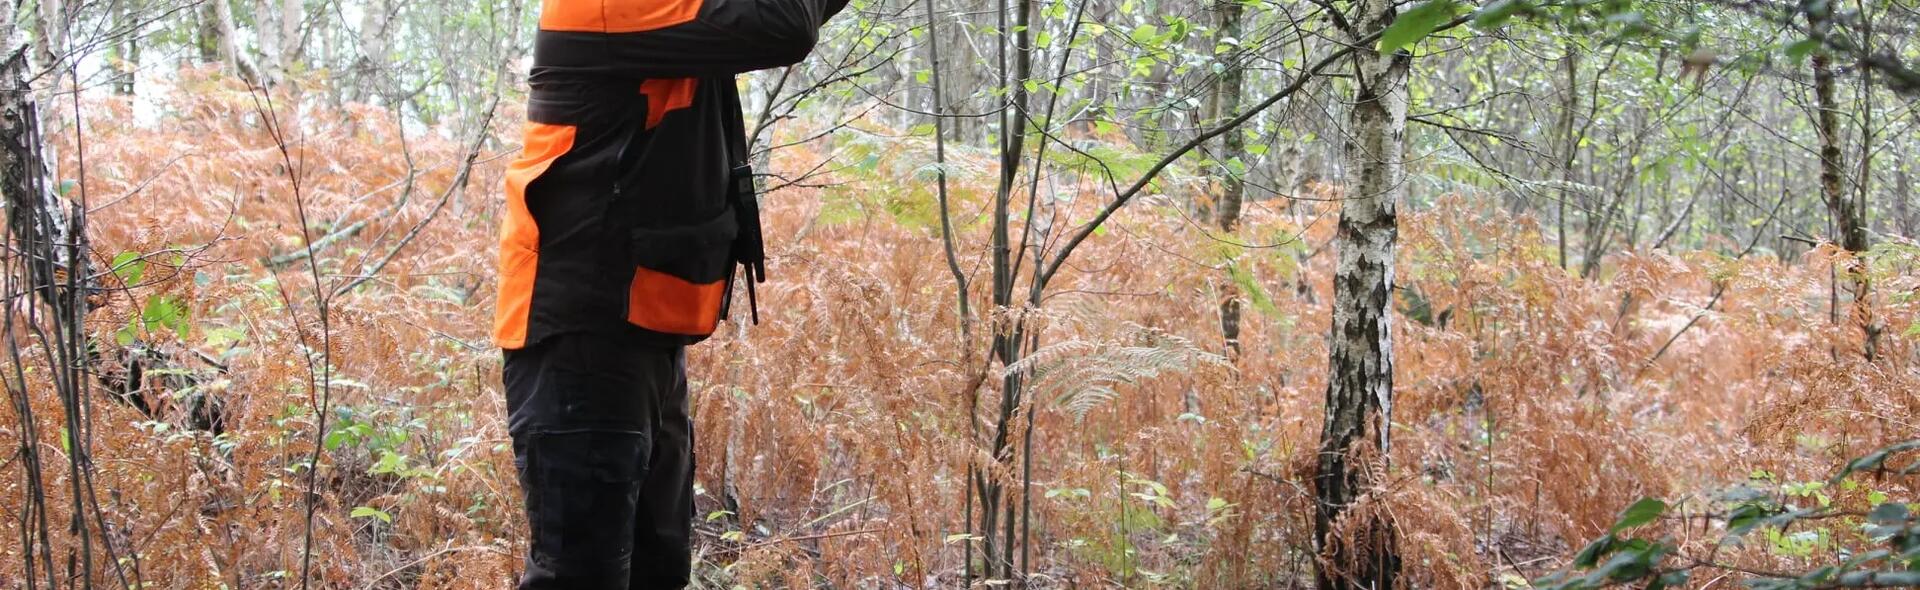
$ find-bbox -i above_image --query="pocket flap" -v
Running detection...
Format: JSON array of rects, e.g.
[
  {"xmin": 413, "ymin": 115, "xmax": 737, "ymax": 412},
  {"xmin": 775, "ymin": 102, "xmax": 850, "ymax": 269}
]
[{"xmin": 629, "ymin": 206, "xmax": 738, "ymax": 283}]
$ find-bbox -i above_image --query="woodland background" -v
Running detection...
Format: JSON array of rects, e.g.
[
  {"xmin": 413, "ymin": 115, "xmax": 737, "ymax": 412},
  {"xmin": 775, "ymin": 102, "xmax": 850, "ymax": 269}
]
[{"xmin": 0, "ymin": 0, "xmax": 1918, "ymax": 587}]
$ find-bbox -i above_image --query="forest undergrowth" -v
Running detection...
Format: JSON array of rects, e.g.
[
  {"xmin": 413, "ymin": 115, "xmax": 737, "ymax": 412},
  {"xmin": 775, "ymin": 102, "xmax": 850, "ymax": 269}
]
[{"xmin": 2, "ymin": 73, "xmax": 1916, "ymax": 588}]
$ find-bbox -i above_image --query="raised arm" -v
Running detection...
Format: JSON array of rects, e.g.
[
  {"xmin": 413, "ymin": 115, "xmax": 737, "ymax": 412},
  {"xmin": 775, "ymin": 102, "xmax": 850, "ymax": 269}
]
[{"xmin": 533, "ymin": 0, "xmax": 853, "ymax": 80}]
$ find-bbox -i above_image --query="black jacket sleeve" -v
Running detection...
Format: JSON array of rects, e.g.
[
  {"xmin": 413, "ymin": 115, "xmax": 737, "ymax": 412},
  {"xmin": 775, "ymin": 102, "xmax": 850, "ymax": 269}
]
[{"xmin": 533, "ymin": 0, "xmax": 853, "ymax": 81}]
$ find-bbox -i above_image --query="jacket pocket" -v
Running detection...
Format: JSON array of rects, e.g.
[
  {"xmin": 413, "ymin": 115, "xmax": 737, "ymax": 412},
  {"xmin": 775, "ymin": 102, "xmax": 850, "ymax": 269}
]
[{"xmin": 624, "ymin": 206, "xmax": 738, "ymax": 336}]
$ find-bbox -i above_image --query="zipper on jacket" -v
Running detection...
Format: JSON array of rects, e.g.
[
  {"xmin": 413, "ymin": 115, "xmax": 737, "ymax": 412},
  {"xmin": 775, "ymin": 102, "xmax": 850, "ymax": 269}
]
[{"xmin": 609, "ymin": 92, "xmax": 648, "ymax": 200}]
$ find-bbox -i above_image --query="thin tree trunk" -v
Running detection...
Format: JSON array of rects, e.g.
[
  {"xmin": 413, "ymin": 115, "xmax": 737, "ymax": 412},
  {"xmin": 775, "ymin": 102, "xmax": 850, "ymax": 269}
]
[
  {"xmin": 1554, "ymin": 38, "xmax": 1580, "ymax": 270},
  {"xmin": 192, "ymin": 2, "xmax": 217, "ymax": 63},
  {"xmin": 209, "ymin": 0, "xmax": 258, "ymax": 82},
  {"xmin": 1314, "ymin": 0, "xmax": 1407, "ymax": 586},
  {"xmin": 1852, "ymin": 0, "xmax": 1881, "ymax": 360},
  {"xmin": 1810, "ymin": 5, "xmax": 1877, "ymax": 359},
  {"xmin": 941, "ymin": 0, "xmax": 978, "ymax": 141},
  {"xmin": 351, "ymin": 0, "xmax": 393, "ymax": 103},
  {"xmin": 980, "ymin": 0, "xmax": 1034, "ymax": 580},
  {"xmin": 111, "ymin": 0, "xmax": 139, "ymax": 95},
  {"xmin": 923, "ymin": 0, "xmax": 977, "ymax": 581},
  {"xmin": 1897, "ymin": 168, "xmax": 1912, "ymax": 237},
  {"xmin": 1213, "ymin": 0, "xmax": 1247, "ymax": 357}
]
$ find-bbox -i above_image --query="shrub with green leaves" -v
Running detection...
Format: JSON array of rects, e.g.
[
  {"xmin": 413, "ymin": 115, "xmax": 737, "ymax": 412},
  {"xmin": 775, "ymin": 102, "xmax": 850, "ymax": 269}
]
[{"xmin": 1537, "ymin": 440, "xmax": 1920, "ymax": 589}]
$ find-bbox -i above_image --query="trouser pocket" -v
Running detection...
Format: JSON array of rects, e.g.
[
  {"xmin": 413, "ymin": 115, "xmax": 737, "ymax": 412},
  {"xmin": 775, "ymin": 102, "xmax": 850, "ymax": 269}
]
[
  {"xmin": 505, "ymin": 335, "xmax": 657, "ymax": 589},
  {"xmin": 505, "ymin": 333, "xmax": 694, "ymax": 589},
  {"xmin": 520, "ymin": 430, "xmax": 649, "ymax": 581}
]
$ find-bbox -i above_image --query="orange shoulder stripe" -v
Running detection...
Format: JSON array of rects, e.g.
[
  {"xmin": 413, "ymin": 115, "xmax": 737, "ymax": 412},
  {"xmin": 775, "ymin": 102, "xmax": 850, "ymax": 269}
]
[{"xmin": 539, "ymin": 0, "xmax": 703, "ymax": 34}]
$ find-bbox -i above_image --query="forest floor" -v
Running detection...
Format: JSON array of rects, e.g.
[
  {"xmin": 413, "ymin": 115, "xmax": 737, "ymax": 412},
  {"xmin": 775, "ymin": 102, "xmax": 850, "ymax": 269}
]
[{"xmin": 2, "ymin": 75, "xmax": 1917, "ymax": 589}]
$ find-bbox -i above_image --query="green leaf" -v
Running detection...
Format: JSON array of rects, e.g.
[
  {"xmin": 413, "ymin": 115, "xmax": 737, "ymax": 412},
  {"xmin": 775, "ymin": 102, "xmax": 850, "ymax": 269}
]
[
  {"xmin": 141, "ymin": 296, "xmax": 186, "ymax": 338},
  {"xmin": 1651, "ymin": 570, "xmax": 1689, "ymax": 590},
  {"xmin": 1129, "ymin": 24, "xmax": 1160, "ymax": 45},
  {"xmin": 323, "ymin": 428, "xmax": 354, "ymax": 450},
  {"xmin": 1571, "ymin": 534, "xmax": 1616, "ymax": 568},
  {"xmin": 1227, "ymin": 262, "xmax": 1278, "ymax": 318},
  {"xmin": 1832, "ymin": 571, "xmax": 1920, "ymax": 587},
  {"xmin": 350, "ymin": 506, "xmax": 392, "ymax": 523},
  {"xmin": 1593, "ymin": 541, "xmax": 1659, "ymax": 582},
  {"xmin": 369, "ymin": 450, "xmax": 410, "ymax": 475},
  {"xmin": 140, "ymin": 295, "xmax": 191, "ymax": 338},
  {"xmin": 1472, "ymin": 0, "xmax": 1531, "ymax": 29},
  {"xmin": 1785, "ymin": 39, "xmax": 1822, "ymax": 63},
  {"xmin": 1833, "ymin": 441, "xmax": 1920, "ymax": 484},
  {"xmin": 1378, "ymin": 0, "xmax": 1460, "ymax": 55},
  {"xmin": 110, "ymin": 251, "xmax": 146, "ymax": 285},
  {"xmin": 1726, "ymin": 501, "xmax": 1775, "ymax": 536},
  {"xmin": 1610, "ymin": 497, "xmax": 1666, "ymax": 533}
]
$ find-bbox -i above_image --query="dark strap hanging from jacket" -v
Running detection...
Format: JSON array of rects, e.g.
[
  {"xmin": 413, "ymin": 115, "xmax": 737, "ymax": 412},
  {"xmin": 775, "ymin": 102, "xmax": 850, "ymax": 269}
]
[{"xmin": 720, "ymin": 78, "xmax": 766, "ymax": 324}]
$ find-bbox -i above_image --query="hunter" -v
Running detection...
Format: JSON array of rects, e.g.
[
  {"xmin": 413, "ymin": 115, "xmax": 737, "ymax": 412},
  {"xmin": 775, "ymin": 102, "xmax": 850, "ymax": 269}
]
[{"xmin": 492, "ymin": 0, "xmax": 848, "ymax": 586}]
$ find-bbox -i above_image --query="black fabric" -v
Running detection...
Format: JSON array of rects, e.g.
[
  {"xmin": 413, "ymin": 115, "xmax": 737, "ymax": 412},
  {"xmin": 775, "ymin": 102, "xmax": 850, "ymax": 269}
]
[
  {"xmin": 526, "ymin": 81, "xmax": 647, "ymax": 126},
  {"xmin": 520, "ymin": 84, "xmax": 648, "ymax": 347},
  {"xmin": 520, "ymin": 77, "xmax": 734, "ymax": 349},
  {"xmin": 505, "ymin": 332, "xmax": 695, "ymax": 590},
  {"xmin": 513, "ymin": 0, "xmax": 847, "ymax": 348},
  {"xmin": 629, "ymin": 205, "xmax": 738, "ymax": 283},
  {"xmin": 530, "ymin": 0, "xmax": 852, "ymax": 82}
]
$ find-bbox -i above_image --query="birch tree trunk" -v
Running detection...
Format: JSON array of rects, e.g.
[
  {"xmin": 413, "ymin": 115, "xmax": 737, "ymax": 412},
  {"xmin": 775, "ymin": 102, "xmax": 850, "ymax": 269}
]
[
  {"xmin": 279, "ymin": 0, "xmax": 302, "ymax": 76},
  {"xmin": 350, "ymin": 0, "xmax": 393, "ymax": 104},
  {"xmin": 0, "ymin": 44, "xmax": 61, "ymax": 589},
  {"xmin": 209, "ymin": 0, "xmax": 259, "ymax": 82},
  {"xmin": 1313, "ymin": 0, "xmax": 1408, "ymax": 585},
  {"xmin": 257, "ymin": 0, "xmax": 280, "ymax": 77},
  {"xmin": 32, "ymin": 0, "xmax": 65, "ymax": 71},
  {"xmin": 2, "ymin": 2, "xmax": 72, "ymax": 317}
]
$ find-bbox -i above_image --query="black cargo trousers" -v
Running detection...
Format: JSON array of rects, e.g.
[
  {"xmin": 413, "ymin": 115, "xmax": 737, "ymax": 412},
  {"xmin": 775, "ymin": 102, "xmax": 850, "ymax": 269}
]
[{"xmin": 503, "ymin": 331, "xmax": 694, "ymax": 589}]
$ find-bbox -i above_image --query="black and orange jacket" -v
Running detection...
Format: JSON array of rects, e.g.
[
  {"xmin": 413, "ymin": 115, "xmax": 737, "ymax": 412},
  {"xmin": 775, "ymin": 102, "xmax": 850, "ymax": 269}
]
[{"xmin": 494, "ymin": 0, "xmax": 849, "ymax": 350}]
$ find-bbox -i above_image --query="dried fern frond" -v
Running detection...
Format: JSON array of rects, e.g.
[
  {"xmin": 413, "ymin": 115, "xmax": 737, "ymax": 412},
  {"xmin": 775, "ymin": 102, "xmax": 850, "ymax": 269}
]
[{"xmin": 1007, "ymin": 324, "xmax": 1230, "ymax": 420}]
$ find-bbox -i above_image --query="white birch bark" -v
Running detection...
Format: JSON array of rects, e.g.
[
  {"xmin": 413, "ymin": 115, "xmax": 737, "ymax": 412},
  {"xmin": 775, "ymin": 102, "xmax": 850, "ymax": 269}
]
[{"xmin": 1313, "ymin": 0, "xmax": 1409, "ymax": 585}]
